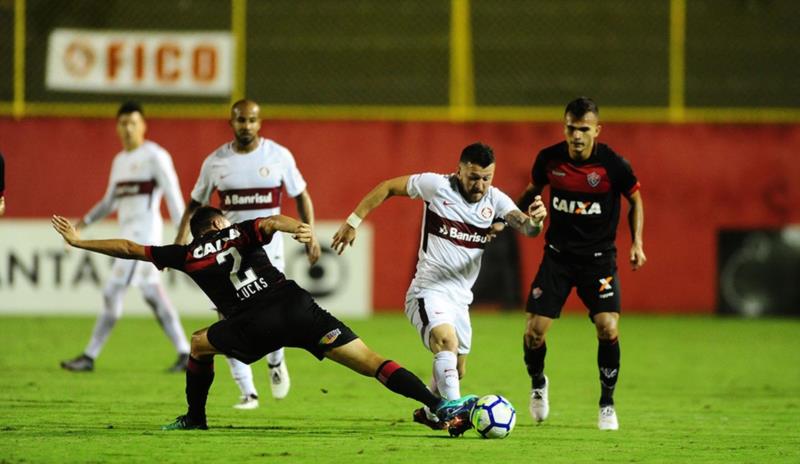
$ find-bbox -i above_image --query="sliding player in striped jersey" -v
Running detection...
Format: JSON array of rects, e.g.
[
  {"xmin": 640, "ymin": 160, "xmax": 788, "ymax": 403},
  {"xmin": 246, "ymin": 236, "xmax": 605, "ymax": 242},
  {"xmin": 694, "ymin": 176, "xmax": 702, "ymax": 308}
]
[
  {"xmin": 332, "ymin": 142, "xmax": 547, "ymax": 435},
  {"xmin": 61, "ymin": 101, "xmax": 190, "ymax": 373},
  {"xmin": 51, "ymin": 208, "xmax": 478, "ymax": 432},
  {"xmin": 175, "ymin": 99, "xmax": 321, "ymax": 409}
]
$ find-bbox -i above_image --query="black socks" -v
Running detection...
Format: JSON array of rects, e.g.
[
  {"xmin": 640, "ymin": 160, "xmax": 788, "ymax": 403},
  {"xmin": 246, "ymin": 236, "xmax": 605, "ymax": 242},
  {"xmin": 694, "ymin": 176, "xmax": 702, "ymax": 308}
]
[
  {"xmin": 523, "ymin": 339, "xmax": 547, "ymax": 389},
  {"xmin": 375, "ymin": 360, "xmax": 440, "ymax": 411},
  {"xmin": 186, "ymin": 356, "xmax": 215, "ymax": 423},
  {"xmin": 598, "ymin": 337, "xmax": 620, "ymax": 406}
]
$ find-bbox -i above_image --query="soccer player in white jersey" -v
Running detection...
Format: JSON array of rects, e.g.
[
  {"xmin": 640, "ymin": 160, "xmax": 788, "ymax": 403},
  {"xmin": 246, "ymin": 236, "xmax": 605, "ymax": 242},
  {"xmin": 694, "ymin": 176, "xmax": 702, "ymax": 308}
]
[
  {"xmin": 332, "ymin": 142, "xmax": 547, "ymax": 434},
  {"xmin": 61, "ymin": 102, "xmax": 191, "ymax": 373},
  {"xmin": 175, "ymin": 99, "xmax": 321, "ymax": 409}
]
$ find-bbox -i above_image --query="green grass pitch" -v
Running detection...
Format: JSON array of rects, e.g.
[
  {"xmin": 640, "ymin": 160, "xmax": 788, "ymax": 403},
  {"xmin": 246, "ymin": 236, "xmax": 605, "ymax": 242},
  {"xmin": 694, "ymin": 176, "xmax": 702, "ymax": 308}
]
[{"xmin": 1, "ymin": 313, "xmax": 799, "ymax": 463}]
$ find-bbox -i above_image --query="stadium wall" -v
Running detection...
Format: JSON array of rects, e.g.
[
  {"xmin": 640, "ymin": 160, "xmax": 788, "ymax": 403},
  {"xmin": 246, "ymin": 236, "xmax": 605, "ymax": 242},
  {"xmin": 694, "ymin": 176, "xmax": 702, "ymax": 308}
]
[{"xmin": 2, "ymin": 117, "xmax": 798, "ymax": 313}]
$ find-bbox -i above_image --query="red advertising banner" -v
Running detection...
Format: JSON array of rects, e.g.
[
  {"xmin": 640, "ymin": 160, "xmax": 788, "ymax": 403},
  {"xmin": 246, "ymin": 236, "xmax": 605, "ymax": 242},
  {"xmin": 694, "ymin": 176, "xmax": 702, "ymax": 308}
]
[{"xmin": 2, "ymin": 118, "xmax": 798, "ymax": 312}]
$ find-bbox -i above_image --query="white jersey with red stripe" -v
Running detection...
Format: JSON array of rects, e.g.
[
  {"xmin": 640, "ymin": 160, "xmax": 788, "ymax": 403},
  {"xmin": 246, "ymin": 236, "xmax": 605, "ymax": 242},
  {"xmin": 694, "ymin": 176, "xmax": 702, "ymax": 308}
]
[
  {"xmin": 405, "ymin": 173, "xmax": 518, "ymax": 306},
  {"xmin": 190, "ymin": 137, "xmax": 307, "ymax": 270},
  {"xmin": 83, "ymin": 140, "xmax": 185, "ymax": 244}
]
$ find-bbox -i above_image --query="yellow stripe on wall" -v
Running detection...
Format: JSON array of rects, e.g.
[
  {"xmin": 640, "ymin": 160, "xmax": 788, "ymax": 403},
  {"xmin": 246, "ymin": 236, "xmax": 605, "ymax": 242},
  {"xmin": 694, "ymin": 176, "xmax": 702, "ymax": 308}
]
[{"xmin": 3, "ymin": 102, "xmax": 798, "ymax": 124}]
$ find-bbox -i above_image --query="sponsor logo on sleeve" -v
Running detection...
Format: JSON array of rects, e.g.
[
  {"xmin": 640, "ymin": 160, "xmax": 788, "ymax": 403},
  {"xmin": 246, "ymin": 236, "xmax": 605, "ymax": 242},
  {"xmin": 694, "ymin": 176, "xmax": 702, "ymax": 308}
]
[{"xmin": 319, "ymin": 328, "xmax": 342, "ymax": 345}]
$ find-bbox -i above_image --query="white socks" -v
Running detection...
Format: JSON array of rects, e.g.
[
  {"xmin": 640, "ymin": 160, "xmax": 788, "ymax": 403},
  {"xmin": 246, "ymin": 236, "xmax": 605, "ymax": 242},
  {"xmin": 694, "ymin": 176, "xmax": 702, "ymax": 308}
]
[
  {"xmin": 85, "ymin": 283, "xmax": 127, "ymax": 359},
  {"xmin": 227, "ymin": 357, "xmax": 258, "ymax": 397},
  {"xmin": 433, "ymin": 350, "xmax": 460, "ymax": 400},
  {"xmin": 141, "ymin": 284, "xmax": 190, "ymax": 354},
  {"xmin": 266, "ymin": 348, "xmax": 285, "ymax": 367}
]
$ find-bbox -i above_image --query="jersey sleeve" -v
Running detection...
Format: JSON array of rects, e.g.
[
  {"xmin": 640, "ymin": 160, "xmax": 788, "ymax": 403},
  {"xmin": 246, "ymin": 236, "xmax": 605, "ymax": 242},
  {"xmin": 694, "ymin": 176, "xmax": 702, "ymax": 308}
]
[
  {"xmin": 145, "ymin": 244, "xmax": 187, "ymax": 271},
  {"xmin": 152, "ymin": 146, "xmax": 186, "ymax": 223},
  {"xmin": 493, "ymin": 188, "xmax": 520, "ymax": 219},
  {"xmin": 406, "ymin": 173, "xmax": 444, "ymax": 201},
  {"xmin": 241, "ymin": 219, "xmax": 274, "ymax": 246},
  {"xmin": 190, "ymin": 155, "xmax": 215, "ymax": 205},
  {"xmin": 531, "ymin": 150, "xmax": 550, "ymax": 186},
  {"xmin": 610, "ymin": 154, "xmax": 640, "ymax": 197},
  {"xmin": 83, "ymin": 157, "xmax": 119, "ymax": 225},
  {"xmin": 280, "ymin": 148, "xmax": 308, "ymax": 198}
]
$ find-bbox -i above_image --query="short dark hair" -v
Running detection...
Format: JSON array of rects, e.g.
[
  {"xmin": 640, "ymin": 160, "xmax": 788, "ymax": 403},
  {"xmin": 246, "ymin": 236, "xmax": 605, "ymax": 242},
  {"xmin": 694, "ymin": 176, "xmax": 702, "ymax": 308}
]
[
  {"xmin": 190, "ymin": 206, "xmax": 225, "ymax": 237},
  {"xmin": 117, "ymin": 101, "xmax": 144, "ymax": 118},
  {"xmin": 564, "ymin": 97, "xmax": 599, "ymax": 119},
  {"xmin": 459, "ymin": 142, "xmax": 495, "ymax": 168}
]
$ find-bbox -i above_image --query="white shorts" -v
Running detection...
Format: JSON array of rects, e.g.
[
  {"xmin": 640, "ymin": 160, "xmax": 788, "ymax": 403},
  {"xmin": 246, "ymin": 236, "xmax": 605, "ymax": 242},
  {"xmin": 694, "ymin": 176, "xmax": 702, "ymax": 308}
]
[
  {"xmin": 107, "ymin": 258, "xmax": 160, "ymax": 287},
  {"xmin": 404, "ymin": 288, "xmax": 472, "ymax": 355}
]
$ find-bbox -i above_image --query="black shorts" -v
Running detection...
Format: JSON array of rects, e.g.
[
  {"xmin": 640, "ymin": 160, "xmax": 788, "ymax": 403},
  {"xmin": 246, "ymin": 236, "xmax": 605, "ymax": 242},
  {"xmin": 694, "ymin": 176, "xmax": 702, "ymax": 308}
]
[
  {"xmin": 526, "ymin": 247, "xmax": 621, "ymax": 319},
  {"xmin": 206, "ymin": 281, "xmax": 358, "ymax": 364}
]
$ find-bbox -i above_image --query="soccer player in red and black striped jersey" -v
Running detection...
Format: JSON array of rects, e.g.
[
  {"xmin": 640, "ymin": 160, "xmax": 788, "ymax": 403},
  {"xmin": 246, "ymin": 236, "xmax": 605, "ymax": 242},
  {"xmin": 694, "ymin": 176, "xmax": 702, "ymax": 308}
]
[
  {"xmin": 517, "ymin": 97, "xmax": 646, "ymax": 431},
  {"xmin": 51, "ymin": 207, "xmax": 478, "ymax": 432}
]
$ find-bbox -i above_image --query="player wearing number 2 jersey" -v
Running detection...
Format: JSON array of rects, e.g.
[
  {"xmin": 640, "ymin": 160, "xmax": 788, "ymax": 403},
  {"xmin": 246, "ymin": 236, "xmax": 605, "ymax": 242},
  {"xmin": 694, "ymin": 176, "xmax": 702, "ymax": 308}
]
[
  {"xmin": 52, "ymin": 208, "xmax": 479, "ymax": 432},
  {"xmin": 333, "ymin": 142, "xmax": 547, "ymax": 435},
  {"xmin": 175, "ymin": 100, "xmax": 321, "ymax": 409}
]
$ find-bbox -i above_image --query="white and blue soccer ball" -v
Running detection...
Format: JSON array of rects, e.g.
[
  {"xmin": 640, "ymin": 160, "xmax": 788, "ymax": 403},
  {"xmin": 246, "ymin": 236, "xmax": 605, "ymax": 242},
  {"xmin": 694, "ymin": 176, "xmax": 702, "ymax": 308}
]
[{"xmin": 470, "ymin": 394, "xmax": 516, "ymax": 439}]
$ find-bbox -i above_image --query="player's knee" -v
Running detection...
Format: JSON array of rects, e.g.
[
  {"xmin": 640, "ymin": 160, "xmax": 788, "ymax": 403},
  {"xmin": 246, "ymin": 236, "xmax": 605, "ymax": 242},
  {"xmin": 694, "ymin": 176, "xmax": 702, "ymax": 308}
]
[
  {"xmin": 189, "ymin": 330, "xmax": 207, "ymax": 355},
  {"xmin": 596, "ymin": 325, "xmax": 618, "ymax": 341},
  {"xmin": 524, "ymin": 330, "xmax": 546, "ymax": 349}
]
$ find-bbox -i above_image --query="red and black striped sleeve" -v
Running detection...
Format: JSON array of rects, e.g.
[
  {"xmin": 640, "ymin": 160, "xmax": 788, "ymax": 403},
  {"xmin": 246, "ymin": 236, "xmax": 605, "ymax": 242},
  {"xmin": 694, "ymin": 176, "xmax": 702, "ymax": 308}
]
[{"xmin": 246, "ymin": 218, "xmax": 274, "ymax": 245}]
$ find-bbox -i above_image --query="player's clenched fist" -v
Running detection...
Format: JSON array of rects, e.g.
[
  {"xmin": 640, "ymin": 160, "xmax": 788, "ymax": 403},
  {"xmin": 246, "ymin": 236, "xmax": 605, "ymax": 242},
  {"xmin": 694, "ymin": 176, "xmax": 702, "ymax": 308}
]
[
  {"xmin": 291, "ymin": 223, "xmax": 314, "ymax": 244},
  {"xmin": 528, "ymin": 195, "xmax": 547, "ymax": 226}
]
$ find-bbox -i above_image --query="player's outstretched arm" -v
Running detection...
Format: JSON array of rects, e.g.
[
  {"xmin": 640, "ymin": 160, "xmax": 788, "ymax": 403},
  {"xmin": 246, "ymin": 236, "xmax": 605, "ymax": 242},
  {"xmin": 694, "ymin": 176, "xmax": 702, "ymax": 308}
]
[
  {"xmin": 257, "ymin": 215, "xmax": 313, "ymax": 244},
  {"xmin": 51, "ymin": 215, "xmax": 149, "ymax": 261},
  {"xmin": 331, "ymin": 175, "xmax": 411, "ymax": 255},
  {"xmin": 174, "ymin": 199, "xmax": 203, "ymax": 245},
  {"xmin": 627, "ymin": 190, "xmax": 646, "ymax": 270},
  {"xmin": 506, "ymin": 195, "xmax": 547, "ymax": 237}
]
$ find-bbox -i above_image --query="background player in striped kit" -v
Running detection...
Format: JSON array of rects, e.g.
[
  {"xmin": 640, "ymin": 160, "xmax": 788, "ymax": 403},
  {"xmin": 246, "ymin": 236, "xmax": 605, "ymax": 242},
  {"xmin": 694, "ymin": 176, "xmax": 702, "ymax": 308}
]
[
  {"xmin": 517, "ymin": 97, "xmax": 646, "ymax": 431},
  {"xmin": 332, "ymin": 142, "xmax": 547, "ymax": 434},
  {"xmin": 60, "ymin": 101, "xmax": 190, "ymax": 373},
  {"xmin": 175, "ymin": 99, "xmax": 321, "ymax": 409}
]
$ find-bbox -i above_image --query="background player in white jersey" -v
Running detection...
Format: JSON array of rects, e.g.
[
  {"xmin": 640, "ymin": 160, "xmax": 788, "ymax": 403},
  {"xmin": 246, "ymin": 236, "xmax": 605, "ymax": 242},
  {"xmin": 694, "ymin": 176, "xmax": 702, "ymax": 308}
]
[
  {"xmin": 175, "ymin": 99, "xmax": 321, "ymax": 409},
  {"xmin": 61, "ymin": 102, "xmax": 190, "ymax": 373},
  {"xmin": 332, "ymin": 142, "xmax": 547, "ymax": 434}
]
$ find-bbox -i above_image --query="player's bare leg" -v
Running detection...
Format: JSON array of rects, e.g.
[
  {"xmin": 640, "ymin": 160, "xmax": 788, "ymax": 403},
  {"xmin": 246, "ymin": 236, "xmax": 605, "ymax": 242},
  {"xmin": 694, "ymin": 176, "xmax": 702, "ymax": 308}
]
[
  {"xmin": 593, "ymin": 311, "xmax": 620, "ymax": 430},
  {"xmin": 162, "ymin": 327, "xmax": 220, "ymax": 431},
  {"xmin": 523, "ymin": 313, "xmax": 553, "ymax": 422}
]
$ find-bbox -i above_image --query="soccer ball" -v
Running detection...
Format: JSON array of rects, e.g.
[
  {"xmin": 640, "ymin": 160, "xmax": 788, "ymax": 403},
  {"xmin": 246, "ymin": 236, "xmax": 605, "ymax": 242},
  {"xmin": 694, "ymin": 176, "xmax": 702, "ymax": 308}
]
[{"xmin": 470, "ymin": 394, "xmax": 516, "ymax": 439}]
